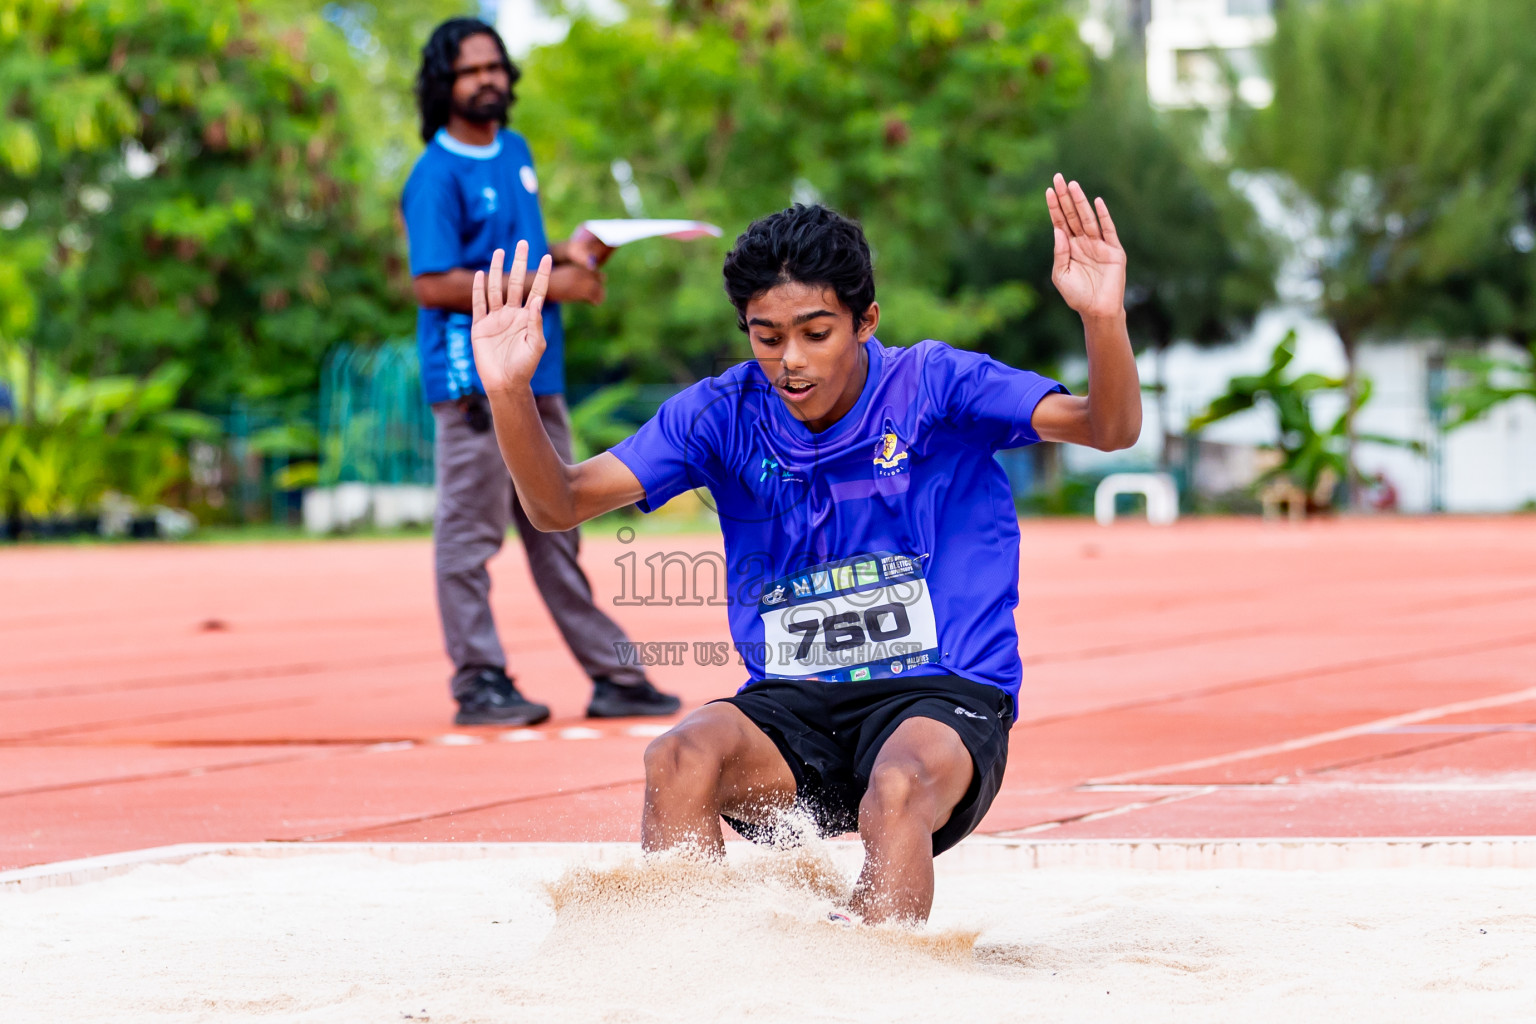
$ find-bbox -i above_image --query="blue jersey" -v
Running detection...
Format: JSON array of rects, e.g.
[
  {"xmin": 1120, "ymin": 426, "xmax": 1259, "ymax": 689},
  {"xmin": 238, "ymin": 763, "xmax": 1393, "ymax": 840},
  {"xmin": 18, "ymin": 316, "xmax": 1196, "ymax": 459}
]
[
  {"xmin": 401, "ymin": 128, "xmax": 565, "ymax": 401},
  {"xmin": 610, "ymin": 337, "xmax": 1064, "ymax": 711}
]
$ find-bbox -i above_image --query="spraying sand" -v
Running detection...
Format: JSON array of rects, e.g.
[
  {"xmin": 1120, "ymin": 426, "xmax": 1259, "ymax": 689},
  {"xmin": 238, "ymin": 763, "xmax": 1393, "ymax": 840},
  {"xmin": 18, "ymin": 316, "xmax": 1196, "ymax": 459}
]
[{"xmin": 2, "ymin": 845, "xmax": 1534, "ymax": 1022}]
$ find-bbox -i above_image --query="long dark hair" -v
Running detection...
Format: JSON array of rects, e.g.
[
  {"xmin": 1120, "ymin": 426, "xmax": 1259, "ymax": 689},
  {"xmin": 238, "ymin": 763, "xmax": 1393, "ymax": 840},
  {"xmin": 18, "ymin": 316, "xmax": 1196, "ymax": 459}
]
[{"xmin": 414, "ymin": 18, "xmax": 521, "ymax": 143}]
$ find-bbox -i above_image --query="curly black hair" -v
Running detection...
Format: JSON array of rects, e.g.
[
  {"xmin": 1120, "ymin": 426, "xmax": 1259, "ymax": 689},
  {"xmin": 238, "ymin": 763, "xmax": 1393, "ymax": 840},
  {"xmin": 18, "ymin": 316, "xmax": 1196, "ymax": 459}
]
[
  {"xmin": 414, "ymin": 18, "xmax": 521, "ymax": 143},
  {"xmin": 722, "ymin": 205, "xmax": 877, "ymax": 331}
]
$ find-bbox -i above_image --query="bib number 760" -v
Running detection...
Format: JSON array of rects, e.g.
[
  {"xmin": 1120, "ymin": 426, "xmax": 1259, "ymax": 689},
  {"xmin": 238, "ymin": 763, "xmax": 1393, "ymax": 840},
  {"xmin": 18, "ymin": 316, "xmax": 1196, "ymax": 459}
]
[{"xmin": 784, "ymin": 602, "xmax": 911, "ymax": 660}]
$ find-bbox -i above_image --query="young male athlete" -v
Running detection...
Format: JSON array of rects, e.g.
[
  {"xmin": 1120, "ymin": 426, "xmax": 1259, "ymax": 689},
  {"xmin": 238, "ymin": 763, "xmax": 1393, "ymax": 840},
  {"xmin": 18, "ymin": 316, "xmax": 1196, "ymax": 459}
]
[{"xmin": 469, "ymin": 177, "xmax": 1140, "ymax": 924}]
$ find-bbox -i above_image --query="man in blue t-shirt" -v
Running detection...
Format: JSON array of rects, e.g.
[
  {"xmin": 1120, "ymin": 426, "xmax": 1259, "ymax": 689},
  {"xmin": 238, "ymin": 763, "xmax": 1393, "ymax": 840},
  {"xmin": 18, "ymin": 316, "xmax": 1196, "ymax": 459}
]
[
  {"xmin": 401, "ymin": 19, "xmax": 679, "ymax": 726},
  {"xmin": 465, "ymin": 183, "xmax": 1141, "ymax": 924}
]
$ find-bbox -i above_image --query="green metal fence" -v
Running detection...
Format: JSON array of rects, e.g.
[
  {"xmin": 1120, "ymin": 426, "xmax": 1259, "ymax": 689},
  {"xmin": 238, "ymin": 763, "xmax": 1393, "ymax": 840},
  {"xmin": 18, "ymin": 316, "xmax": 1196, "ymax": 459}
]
[{"xmin": 317, "ymin": 340, "xmax": 435, "ymax": 487}]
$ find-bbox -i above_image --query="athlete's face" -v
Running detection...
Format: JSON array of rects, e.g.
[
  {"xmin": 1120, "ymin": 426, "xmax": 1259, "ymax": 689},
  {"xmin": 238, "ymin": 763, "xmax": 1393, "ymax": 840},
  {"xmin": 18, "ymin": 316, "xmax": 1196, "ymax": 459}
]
[
  {"xmin": 745, "ymin": 281, "xmax": 880, "ymax": 432},
  {"xmin": 450, "ymin": 34, "xmax": 511, "ymax": 125}
]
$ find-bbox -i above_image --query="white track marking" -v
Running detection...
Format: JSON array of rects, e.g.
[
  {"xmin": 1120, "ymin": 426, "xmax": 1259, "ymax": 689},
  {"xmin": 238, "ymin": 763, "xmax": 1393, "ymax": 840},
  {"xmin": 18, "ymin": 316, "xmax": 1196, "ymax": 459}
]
[
  {"xmin": 996, "ymin": 787, "xmax": 1218, "ymax": 836},
  {"xmin": 498, "ymin": 730, "xmax": 545, "ymax": 742},
  {"xmin": 1088, "ymin": 684, "xmax": 1536, "ymax": 785},
  {"xmin": 1373, "ymin": 723, "xmax": 1536, "ymax": 733},
  {"xmin": 1084, "ymin": 780, "xmax": 1536, "ymax": 792},
  {"xmin": 434, "ymin": 733, "xmax": 483, "ymax": 746},
  {"xmin": 624, "ymin": 724, "xmax": 671, "ymax": 738},
  {"xmin": 558, "ymin": 727, "xmax": 603, "ymax": 740}
]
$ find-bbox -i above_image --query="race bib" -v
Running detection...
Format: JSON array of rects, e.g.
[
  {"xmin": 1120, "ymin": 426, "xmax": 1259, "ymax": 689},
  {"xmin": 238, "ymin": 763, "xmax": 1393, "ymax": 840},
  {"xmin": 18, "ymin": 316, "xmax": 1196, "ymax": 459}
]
[{"xmin": 757, "ymin": 553, "xmax": 939, "ymax": 682}]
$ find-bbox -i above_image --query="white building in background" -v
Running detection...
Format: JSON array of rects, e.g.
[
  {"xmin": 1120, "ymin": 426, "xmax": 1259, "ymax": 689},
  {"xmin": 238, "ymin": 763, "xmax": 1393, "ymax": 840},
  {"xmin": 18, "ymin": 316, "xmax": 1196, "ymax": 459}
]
[{"xmin": 1145, "ymin": 0, "xmax": 1275, "ymax": 108}]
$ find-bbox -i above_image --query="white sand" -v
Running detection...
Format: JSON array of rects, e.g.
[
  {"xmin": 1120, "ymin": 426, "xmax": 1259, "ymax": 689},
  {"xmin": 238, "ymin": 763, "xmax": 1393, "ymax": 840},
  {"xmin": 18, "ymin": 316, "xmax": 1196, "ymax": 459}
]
[{"xmin": 2, "ymin": 845, "xmax": 1534, "ymax": 1023}]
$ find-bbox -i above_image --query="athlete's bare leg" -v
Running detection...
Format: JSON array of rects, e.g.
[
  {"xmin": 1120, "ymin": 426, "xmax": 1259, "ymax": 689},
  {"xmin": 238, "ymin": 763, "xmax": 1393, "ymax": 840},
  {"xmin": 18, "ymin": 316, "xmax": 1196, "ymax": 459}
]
[
  {"xmin": 641, "ymin": 703, "xmax": 798, "ymax": 858},
  {"xmin": 850, "ymin": 716, "xmax": 974, "ymax": 925}
]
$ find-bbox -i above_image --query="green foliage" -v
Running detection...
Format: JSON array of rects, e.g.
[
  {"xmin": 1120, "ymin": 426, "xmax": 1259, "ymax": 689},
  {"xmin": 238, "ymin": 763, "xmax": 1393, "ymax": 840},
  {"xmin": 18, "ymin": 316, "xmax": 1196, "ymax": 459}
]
[
  {"xmin": 568, "ymin": 382, "xmax": 641, "ymax": 461},
  {"xmin": 515, "ymin": 0, "xmax": 1090, "ymax": 385},
  {"xmin": 263, "ymin": 0, "xmax": 469, "ymax": 171},
  {"xmin": 0, "ymin": 0, "xmax": 418, "ymax": 409},
  {"xmin": 0, "ymin": 350, "xmax": 219, "ymax": 519},
  {"xmin": 968, "ymin": 58, "xmax": 1277, "ymax": 371},
  {"xmin": 1442, "ymin": 340, "xmax": 1536, "ymax": 429},
  {"xmin": 1189, "ymin": 331, "xmax": 1422, "ymax": 505},
  {"xmin": 1238, "ymin": 0, "xmax": 1536, "ymax": 346},
  {"xmin": 1018, "ymin": 471, "xmax": 1099, "ymax": 516}
]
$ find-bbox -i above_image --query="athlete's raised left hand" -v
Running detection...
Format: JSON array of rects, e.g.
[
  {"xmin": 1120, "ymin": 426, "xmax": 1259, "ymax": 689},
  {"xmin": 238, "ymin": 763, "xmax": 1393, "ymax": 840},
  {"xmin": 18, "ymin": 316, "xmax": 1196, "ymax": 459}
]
[
  {"xmin": 471, "ymin": 241, "xmax": 552, "ymax": 396},
  {"xmin": 1046, "ymin": 174, "xmax": 1126, "ymax": 322}
]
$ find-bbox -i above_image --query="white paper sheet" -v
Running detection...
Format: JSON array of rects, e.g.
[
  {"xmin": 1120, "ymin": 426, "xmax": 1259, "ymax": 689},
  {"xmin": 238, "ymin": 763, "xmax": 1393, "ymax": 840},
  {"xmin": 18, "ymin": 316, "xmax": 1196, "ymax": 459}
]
[{"xmin": 575, "ymin": 219, "xmax": 723, "ymax": 247}]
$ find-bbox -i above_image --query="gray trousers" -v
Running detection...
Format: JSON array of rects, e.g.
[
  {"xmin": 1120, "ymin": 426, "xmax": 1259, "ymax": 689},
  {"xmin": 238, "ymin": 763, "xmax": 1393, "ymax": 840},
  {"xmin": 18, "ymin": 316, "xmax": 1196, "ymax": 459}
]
[{"xmin": 432, "ymin": 394, "xmax": 645, "ymax": 699}]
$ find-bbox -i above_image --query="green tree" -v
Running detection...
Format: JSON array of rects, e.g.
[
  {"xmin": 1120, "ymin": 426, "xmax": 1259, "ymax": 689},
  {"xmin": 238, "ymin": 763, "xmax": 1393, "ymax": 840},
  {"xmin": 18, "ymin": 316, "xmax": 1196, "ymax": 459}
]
[
  {"xmin": 0, "ymin": 348, "xmax": 220, "ymax": 522},
  {"xmin": 265, "ymin": 0, "xmax": 468, "ymax": 181},
  {"xmin": 964, "ymin": 57, "xmax": 1277, "ymax": 464},
  {"xmin": 0, "ymin": 0, "xmax": 420, "ymax": 414},
  {"xmin": 513, "ymin": 0, "xmax": 1090, "ymax": 389},
  {"xmin": 1237, "ymin": 0, "xmax": 1536, "ymax": 502}
]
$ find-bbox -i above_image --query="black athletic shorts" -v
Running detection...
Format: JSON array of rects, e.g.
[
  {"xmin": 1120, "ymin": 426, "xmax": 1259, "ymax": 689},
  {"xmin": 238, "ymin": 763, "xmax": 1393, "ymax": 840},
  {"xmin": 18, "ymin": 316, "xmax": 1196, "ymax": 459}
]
[{"xmin": 715, "ymin": 674, "xmax": 1014, "ymax": 855}]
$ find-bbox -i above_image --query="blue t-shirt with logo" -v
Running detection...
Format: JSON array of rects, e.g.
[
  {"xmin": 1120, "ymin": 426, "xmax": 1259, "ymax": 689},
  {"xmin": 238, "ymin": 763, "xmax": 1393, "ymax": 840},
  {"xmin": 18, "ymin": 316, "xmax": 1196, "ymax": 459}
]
[
  {"xmin": 609, "ymin": 337, "xmax": 1064, "ymax": 712},
  {"xmin": 401, "ymin": 128, "xmax": 565, "ymax": 401}
]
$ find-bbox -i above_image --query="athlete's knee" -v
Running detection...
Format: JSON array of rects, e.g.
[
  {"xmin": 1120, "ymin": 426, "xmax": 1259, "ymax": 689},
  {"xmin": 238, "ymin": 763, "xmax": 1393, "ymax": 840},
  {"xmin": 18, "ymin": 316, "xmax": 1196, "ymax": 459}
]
[
  {"xmin": 859, "ymin": 758, "xmax": 937, "ymax": 829},
  {"xmin": 643, "ymin": 725, "xmax": 730, "ymax": 794}
]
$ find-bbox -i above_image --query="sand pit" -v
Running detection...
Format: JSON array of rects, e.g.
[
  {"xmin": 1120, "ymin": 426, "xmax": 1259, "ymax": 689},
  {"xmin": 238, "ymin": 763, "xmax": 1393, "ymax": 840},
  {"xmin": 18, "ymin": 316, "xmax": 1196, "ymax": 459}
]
[{"xmin": 3, "ymin": 842, "xmax": 1534, "ymax": 1023}]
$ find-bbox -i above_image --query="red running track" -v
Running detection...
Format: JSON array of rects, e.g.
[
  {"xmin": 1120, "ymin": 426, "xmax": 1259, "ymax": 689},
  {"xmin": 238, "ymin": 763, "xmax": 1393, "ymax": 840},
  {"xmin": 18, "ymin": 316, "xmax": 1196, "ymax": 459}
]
[{"xmin": 2, "ymin": 517, "xmax": 1534, "ymax": 870}]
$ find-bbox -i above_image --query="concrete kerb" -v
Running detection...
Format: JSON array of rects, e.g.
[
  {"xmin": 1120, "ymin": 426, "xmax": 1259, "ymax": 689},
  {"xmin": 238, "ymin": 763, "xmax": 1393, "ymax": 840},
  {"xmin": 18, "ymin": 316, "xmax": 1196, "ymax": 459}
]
[{"xmin": 4, "ymin": 836, "xmax": 1534, "ymax": 894}]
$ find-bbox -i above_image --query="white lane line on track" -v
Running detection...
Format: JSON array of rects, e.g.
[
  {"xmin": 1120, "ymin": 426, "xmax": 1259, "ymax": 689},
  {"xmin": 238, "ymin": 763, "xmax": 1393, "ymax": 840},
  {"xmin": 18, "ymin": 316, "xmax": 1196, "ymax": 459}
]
[
  {"xmin": 1088, "ymin": 683, "xmax": 1536, "ymax": 786},
  {"xmin": 498, "ymin": 730, "xmax": 545, "ymax": 742},
  {"xmin": 1372, "ymin": 723, "xmax": 1536, "ymax": 733},
  {"xmin": 1083, "ymin": 780, "xmax": 1536, "ymax": 793},
  {"xmin": 996, "ymin": 787, "xmax": 1218, "ymax": 836},
  {"xmin": 434, "ymin": 722, "xmax": 677, "ymax": 744},
  {"xmin": 434, "ymin": 733, "xmax": 484, "ymax": 746}
]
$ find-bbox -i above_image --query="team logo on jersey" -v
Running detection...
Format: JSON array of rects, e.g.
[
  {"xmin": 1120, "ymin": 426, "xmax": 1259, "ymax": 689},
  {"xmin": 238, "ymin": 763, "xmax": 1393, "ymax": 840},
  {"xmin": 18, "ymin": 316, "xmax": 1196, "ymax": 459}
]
[
  {"xmin": 759, "ymin": 454, "xmax": 795, "ymax": 483},
  {"xmin": 873, "ymin": 427, "xmax": 910, "ymax": 476},
  {"xmin": 519, "ymin": 165, "xmax": 539, "ymax": 194}
]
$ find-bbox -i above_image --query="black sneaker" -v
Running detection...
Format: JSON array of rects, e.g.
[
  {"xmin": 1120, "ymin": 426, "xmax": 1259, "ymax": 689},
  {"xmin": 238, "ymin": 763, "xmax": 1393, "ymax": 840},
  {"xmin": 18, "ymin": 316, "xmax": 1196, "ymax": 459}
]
[
  {"xmin": 453, "ymin": 668, "xmax": 551, "ymax": 726},
  {"xmin": 585, "ymin": 677, "xmax": 682, "ymax": 719}
]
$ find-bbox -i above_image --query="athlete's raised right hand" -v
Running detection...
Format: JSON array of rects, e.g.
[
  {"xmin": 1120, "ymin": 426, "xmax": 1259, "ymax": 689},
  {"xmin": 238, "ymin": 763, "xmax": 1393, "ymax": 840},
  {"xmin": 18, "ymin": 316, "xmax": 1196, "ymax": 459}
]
[{"xmin": 471, "ymin": 241, "xmax": 552, "ymax": 396}]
